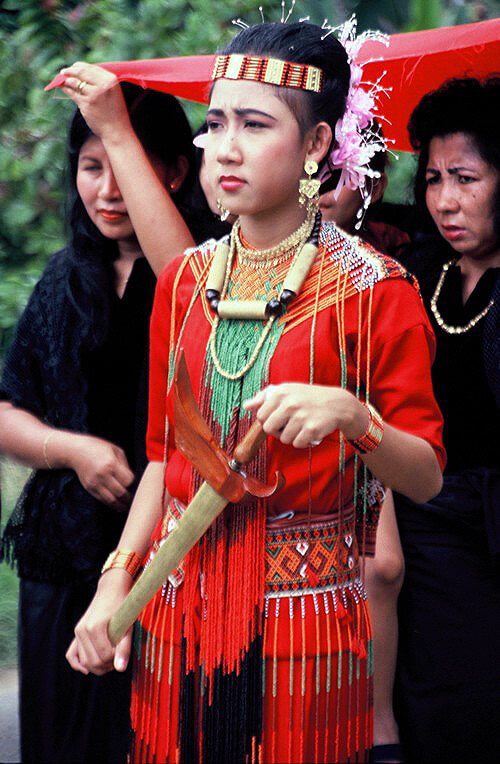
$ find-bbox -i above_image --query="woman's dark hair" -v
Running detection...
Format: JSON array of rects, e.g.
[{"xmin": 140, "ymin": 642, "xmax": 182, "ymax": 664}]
[
  {"xmin": 220, "ymin": 22, "xmax": 351, "ymax": 170},
  {"xmin": 408, "ymin": 76, "xmax": 500, "ymax": 242},
  {"xmin": 67, "ymin": 82, "xmax": 196, "ymax": 347}
]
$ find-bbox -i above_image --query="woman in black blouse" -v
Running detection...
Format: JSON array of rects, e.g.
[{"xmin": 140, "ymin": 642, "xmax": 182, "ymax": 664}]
[
  {"xmin": 0, "ymin": 76, "xmax": 203, "ymax": 762},
  {"xmin": 395, "ymin": 77, "xmax": 500, "ymax": 764}
]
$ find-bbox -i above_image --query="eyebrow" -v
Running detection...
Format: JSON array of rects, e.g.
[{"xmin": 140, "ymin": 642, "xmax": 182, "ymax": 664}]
[
  {"xmin": 78, "ymin": 154, "xmax": 100, "ymax": 162},
  {"xmin": 207, "ymin": 107, "xmax": 277, "ymax": 121},
  {"xmin": 425, "ymin": 166, "xmax": 476, "ymax": 175},
  {"xmin": 448, "ymin": 167, "xmax": 476, "ymax": 174}
]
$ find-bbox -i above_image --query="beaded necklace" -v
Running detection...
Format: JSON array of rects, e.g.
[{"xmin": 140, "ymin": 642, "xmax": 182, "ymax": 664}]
[
  {"xmin": 234, "ymin": 210, "xmax": 316, "ymax": 267},
  {"xmin": 208, "ymin": 211, "xmax": 320, "ymax": 381},
  {"xmin": 431, "ymin": 259, "xmax": 494, "ymax": 335},
  {"xmin": 206, "ymin": 210, "xmax": 318, "ymax": 317}
]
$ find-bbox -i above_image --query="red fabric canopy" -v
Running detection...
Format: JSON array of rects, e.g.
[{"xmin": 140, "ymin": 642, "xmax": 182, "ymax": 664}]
[
  {"xmin": 46, "ymin": 17, "xmax": 499, "ymax": 151},
  {"xmin": 359, "ymin": 18, "xmax": 500, "ymax": 150}
]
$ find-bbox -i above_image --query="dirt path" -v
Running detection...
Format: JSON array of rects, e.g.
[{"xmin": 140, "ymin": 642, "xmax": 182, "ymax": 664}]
[{"xmin": 0, "ymin": 667, "xmax": 20, "ymax": 763}]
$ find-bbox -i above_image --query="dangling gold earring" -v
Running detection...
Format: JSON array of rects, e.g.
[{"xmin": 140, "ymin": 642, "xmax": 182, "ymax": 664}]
[
  {"xmin": 216, "ymin": 199, "xmax": 230, "ymax": 221},
  {"xmin": 299, "ymin": 159, "xmax": 320, "ymax": 211}
]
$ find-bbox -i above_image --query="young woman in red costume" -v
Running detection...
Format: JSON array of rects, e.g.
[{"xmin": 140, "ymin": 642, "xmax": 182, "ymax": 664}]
[{"xmin": 64, "ymin": 21, "xmax": 444, "ymax": 763}]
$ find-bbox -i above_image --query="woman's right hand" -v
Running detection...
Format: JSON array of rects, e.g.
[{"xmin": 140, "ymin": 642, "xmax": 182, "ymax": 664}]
[
  {"xmin": 67, "ymin": 433, "xmax": 134, "ymax": 510},
  {"xmin": 66, "ymin": 568, "xmax": 133, "ymax": 675},
  {"xmin": 59, "ymin": 62, "xmax": 131, "ymax": 144}
]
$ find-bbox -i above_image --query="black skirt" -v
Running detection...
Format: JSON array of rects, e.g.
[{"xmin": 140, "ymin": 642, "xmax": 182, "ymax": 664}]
[
  {"xmin": 395, "ymin": 468, "xmax": 500, "ymax": 764},
  {"xmin": 19, "ymin": 579, "xmax": 132, "ymax": 764}
]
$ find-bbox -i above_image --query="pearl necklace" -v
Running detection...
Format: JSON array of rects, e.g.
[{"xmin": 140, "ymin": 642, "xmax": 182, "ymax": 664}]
[{"xmin": 430, "ymin": 259, "xmax": 494, "ymax": 335}]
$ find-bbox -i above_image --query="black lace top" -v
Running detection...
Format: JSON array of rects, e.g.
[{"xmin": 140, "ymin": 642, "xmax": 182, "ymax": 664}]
[{"xmin": 0, "ymin": 252, "xmax": 156, "ymax": 584}]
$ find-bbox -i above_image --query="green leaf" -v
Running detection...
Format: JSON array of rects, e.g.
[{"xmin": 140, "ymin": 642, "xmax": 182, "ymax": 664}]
[{"xmin": 3, "ymin": 199, "xmax": 36, "ymax": 228}]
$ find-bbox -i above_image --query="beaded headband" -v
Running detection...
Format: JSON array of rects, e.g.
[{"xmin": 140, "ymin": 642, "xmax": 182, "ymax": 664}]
[{"xmin": 212, "ymin": 53, "xmax": 323, "ymax": 93}]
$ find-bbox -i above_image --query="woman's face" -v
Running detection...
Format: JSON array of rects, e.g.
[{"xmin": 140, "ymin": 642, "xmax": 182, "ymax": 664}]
[
  {"xmin": 319, "ymin": 186, "xmax": 363, "ymax": 231},
  {"xmin": 204, "ymin": 79, "xmax": 308, "ymax": 220},
  {"xmin": 425, "ymin": 132, "xmax": 499, "ymax": 262},
  {"xmin": 76, "ymin": 135, "xmax": 169, "ymax": 246}
]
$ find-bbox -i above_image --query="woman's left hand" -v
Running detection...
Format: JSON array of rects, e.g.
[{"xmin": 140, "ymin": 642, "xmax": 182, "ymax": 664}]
[
  {"xmin": 243, "ymin": 383, "xmax": 369, "ymax": 448},
  {"xmin": 59, "ymin": 62, "xmax": 130, "ymax": 143}
]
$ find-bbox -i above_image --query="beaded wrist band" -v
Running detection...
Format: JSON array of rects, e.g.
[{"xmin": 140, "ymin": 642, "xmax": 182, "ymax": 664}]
[
  {"xmin": 101, "ymin": 549, "xmax": 142, "ymax": 579},
  {"xmin": 348, "ymin": 402, "xmax": 384, "ymax": 454}
]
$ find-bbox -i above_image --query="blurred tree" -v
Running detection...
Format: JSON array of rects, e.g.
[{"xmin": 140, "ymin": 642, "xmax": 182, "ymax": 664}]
[
  {"xmin": 0, "ymin": 0, "xmax": 276, "ymax": 351},
  {"xmin": 0, "ymin": 0, "xmax": 496, "ymax": 353}
]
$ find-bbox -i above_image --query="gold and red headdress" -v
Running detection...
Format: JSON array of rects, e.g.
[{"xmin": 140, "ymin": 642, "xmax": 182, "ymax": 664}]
[{"xmin": 211, "ymin": 53, "xmax": 323, "ymax": 93}]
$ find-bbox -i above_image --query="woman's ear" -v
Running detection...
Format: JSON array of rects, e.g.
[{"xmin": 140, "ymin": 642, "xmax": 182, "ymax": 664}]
[
  {"xmin": 305, "ymin": 122, "xmax": 333, "ymax": 165},
  {"xmin": 371, "ymin": 172, "xmax": 388, "ymax": 205},
  {"xmin": 168, "ymin": 155, "xmax": 190, "ymax": 193}
]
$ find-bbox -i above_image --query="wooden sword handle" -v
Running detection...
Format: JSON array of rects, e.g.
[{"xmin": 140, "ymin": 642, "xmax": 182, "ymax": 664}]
[
  {"xmin": 108, "ymin": 483, "xmax": 227, "ymax": 646},
  {"xmin": 108, "ymin": 422, "xmax": 269, "ymax": 646},
  {"xmin": 232, "ymin": 420, "xmax": 267, "ymax": 465}
]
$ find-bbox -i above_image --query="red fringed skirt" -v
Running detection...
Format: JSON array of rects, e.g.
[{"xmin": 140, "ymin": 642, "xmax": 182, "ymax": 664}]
[{"xmin": 131, "ymin": 512, "xmax": 373, "ymax": 763}]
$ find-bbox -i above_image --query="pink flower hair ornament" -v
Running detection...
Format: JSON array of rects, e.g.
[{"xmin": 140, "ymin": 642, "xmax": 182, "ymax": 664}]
[{"xmin": 318, "ymin": 15, "xmax": 394, "ymax": 228}]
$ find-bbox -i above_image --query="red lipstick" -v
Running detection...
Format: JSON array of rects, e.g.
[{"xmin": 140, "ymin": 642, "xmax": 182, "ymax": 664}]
[
  {"xmin": 441, "ymin": 226, "xmax": 465, "ymax": 241},
  {"xmin": 220, "ymin": 176, "xmax": 246, "ymax": 192},
  {"xmin": 98, "ymin": 210, "xmax": 128, "ymax": 222}
]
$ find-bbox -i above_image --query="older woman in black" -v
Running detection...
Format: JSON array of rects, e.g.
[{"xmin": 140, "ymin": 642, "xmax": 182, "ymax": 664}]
[
  {"xmin": 395, "ymin": 77, "xmax": 500, "ymax": 764},
  {"xmin": 0, "ymin": 80, "xmax": 205, "ymax": 763}
]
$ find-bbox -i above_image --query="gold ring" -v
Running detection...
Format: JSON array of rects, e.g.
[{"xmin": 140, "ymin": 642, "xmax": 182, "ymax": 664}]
[{"xmin": 77, "ymin": 80, "xmax": 87, "ymax": 94}]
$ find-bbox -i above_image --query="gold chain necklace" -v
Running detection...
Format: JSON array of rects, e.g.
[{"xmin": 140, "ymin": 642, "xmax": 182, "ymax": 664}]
[
  {"xmin": 430, "ymin": 259, "xmax": 494, "ymax": 335},
  {"xmin": 208, "ymin": 234, "xmax": 277, "ymax": 381},
  {"xmin": 234, "ymin": 208, "xmax": 316, "ymax": 266}
]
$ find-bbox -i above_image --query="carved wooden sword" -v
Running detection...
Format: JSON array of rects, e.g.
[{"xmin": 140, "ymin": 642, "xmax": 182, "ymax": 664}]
[{"xmin": 108, "ymin": 351, "xmax": 283, "ymax": 645}]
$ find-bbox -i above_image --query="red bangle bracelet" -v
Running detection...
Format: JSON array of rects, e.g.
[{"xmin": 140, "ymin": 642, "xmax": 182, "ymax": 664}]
[
  {"xmin": 101, "ymin": 549, "xmax": 142, "ymax": 579},
  {"xmin": 348, "ymin": 402, "xmax": 384, "ymax": 454}
]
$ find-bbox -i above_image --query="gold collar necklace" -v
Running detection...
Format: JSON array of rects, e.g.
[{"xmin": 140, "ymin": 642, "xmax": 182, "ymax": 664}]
[
  {"xmin": 430, "ymin": 259, "xmax": 494, "ymax": 335},
  {"xmin": 234, "ymin": 211, "xmax": 317, "ymax": 267}
]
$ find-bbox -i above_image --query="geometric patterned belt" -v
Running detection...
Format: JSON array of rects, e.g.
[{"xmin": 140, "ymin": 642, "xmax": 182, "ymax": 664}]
[
  {"xmin": 152, "ymin": 500, "xmax": 361, "ymax": 597},
  {"xmin": 265, "ymin": 515, "xmax": 359, "ymax": 596}
]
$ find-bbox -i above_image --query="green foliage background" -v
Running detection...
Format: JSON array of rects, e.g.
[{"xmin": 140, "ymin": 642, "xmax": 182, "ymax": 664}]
[{"xmin": 0, "ymin": 460, "xmax": 27, "ymax": 666}]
